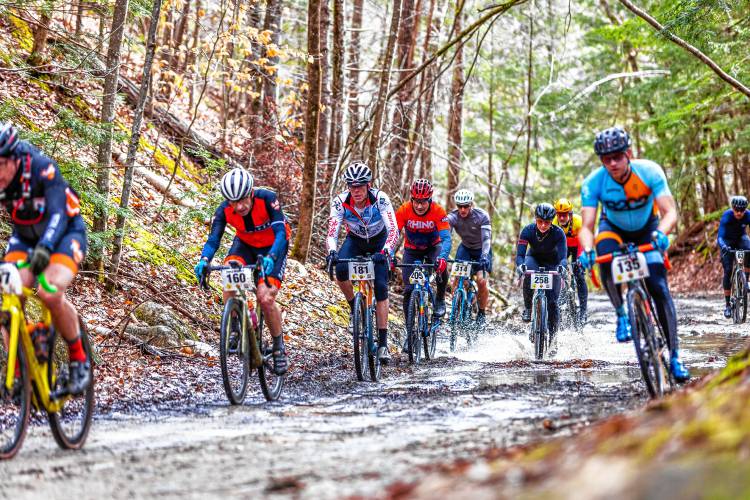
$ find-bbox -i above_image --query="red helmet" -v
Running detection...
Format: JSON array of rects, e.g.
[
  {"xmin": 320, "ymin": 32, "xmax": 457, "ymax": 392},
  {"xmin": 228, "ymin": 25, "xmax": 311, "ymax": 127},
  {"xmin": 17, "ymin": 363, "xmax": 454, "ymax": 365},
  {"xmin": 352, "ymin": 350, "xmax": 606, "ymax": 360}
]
[{"xmin": 410, "ymin": 178, "xmax": 433, "ymax": 200}]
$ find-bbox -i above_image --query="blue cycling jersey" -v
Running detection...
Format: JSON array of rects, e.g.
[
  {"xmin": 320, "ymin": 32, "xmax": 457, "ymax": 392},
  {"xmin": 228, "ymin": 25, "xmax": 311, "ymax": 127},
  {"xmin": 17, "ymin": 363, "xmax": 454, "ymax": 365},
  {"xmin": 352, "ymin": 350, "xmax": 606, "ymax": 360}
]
[
  {"xmin": 717, "ymin": 209, "xmax": 750, "ymax": 248},
  {"xmin": 581, "ymin": 159, "xmax": 671, "ymax": 232}
]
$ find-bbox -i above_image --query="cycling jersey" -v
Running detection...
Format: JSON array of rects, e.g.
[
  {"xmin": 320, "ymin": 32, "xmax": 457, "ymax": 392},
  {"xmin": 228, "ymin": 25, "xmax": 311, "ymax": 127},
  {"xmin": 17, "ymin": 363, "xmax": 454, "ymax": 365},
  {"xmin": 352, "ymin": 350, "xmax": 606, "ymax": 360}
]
[
  {"xmin": 0, "ymin": 141, "xmax": 83, "ymax": 251},
  {"xmin": 515, "ymin": 223, "xmax": 567, "ymax": 267},
  {"xmin": 446, "ymin": 207, "xmax": 491, "ymax": 256},
  {"xmin": 201, "ymin": 188, "xmax": 290, "ymax": 262},
  {"xmin": 327, "ymin": 188, "xmax": 399, "ymax": 254},
  {"xmin": 717, "ymin": 209, "xmax": 750, "ymax": 248},
  {"xmin": 395, "ymin": 201, "xmax": 451, "ymax": 258},
  {"xmin": 581, "ymin": 159, "xmax": 670, "ymax": 232},
  {"xmin": 553, "ymin": 213, "xmax": 582, "ymax": 250}
]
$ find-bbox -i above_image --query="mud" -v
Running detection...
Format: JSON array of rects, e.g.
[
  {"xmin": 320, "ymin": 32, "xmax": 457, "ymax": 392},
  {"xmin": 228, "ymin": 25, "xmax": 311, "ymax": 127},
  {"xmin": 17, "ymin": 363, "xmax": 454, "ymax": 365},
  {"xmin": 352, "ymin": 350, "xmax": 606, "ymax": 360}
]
[{"xmin": 0, "ymin": 294, "xmax": 746, "ymax": 499}]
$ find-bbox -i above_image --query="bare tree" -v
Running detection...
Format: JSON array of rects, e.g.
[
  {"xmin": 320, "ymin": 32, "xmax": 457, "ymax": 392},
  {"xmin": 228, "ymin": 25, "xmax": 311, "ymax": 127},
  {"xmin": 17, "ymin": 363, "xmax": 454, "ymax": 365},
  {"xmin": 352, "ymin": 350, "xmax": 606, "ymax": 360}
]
[
  {"xmin": 327, "ymin": 0, "xmax": 345, "ymax": 167},
  {"xmin": 445, "ymin": 3, "xmax": 464, "ymax": 206},
  {"xmin": 345, "ymin": 0, "xmax": 364, "ymax": 158},
  {"xmin": 318, "ymin": 0, "xmax": 332, "ymax": 163},
  {"xmin": 262, "ymin": 0, "xmax": 284, "ymax": 114}
]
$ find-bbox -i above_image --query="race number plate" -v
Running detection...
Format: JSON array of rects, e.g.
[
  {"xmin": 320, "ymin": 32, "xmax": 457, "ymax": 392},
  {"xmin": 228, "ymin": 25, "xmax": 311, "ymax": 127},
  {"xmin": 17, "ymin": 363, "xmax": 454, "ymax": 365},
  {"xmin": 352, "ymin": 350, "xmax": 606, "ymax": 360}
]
[
  {"xmin": 612, "ymin": 253, "xmax": 650, "ymax": 284},
  {"xmin": 0, "ymin": 263, "xmax": 23, "ymax": 295},
  {"xmin": 451, "ymin": 262, "xmax": 471, "ymax": 278},
  {"xmin": 530, "ymin": 273, "xmax": 553, "ymax": 290},
  {"xmin": 349, "ymin": 261, "xmax": 375, "ymax": 281},
  {"xmin": 221, "ymin": 268, "xmax": 255, "ymax": 292},
  {"xmin": 409, "ymin": 269, "xmax": 426, "ymax": 285}
]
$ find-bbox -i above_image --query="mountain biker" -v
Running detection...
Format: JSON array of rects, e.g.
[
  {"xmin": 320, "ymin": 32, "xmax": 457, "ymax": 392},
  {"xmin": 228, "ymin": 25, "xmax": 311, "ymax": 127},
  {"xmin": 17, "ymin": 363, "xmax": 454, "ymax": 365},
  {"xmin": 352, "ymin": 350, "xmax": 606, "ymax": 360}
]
[
  {"xmin": 325, "ymin": 162, "xmax": 399, "ymax": 363},
  {"xmin": 553, "ymin": 198, "xmax": 588, "ymax": 321},
  {"xmin": 395, "ymin": 178, "xmax": 451, "ymax": 319},
  {"xmin": 515, "ymin": 203, "xmax": 567, "ymax": 337},
  {"xmin": 578, "ymin": 126, "xmax": 690, "ymax": 382},
  {"xmin": 0, "ymin": 122, "xmax": 90, "ymax": 394},
  {"xmin": 446, "ymin": 189, "xmax": 492, "ymax": 325},
  {"xmin": 194, "ymin": 168, "xmax": 291, "ymax": 375},
  {"xmin": 717, "ymin": 195, "xmax": 750, "ymax": 318}
]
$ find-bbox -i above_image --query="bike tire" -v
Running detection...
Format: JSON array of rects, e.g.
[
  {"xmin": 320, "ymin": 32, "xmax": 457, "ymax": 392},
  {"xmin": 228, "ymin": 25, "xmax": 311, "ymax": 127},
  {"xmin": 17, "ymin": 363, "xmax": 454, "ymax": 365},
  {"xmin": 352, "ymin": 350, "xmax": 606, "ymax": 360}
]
[
  {"xmin": 219, "ymin": 298, "xmax": 250, "ymax": 405},
  {"xmin": 257, "ymin": 309, "xmax": 285, "ymax": 401},
  {"xmin": 629, "ymin": 289, "xmax": 664, "ymax": 398},
  {"xmin": 533, "ymin": 294, "xmax": 547, "ymax": 361},
  {"xmin": 352, "ymin": 293, "xmax": 367, "ymax": 381},
  {"xmin": 0, "ymin": 342, "xmax": 30, "ymax": 459},
  {"xmin": 449, "ymin": 291, "xmax": 465, "ymax": 352},
  {"xmin": 424, "ymin": 291, "xmax": 437, "ymax": 361},
  {"xmin": 367, "ymin": 305, "xmax": 381, "ymax": 382},
  {"xmin": 732, "ymin": 268, "xmax": 747, "ymax": 324},
  {"xmin": 466, "ymin": 290, "xmax": 479, "ymax": 346},
  {"xmin": 405, "ymin": 291, "xmax": 421, "ymax": 364},
  {"xmin": 48, "ymin": 318, "xmax": 95, "ymax": 450}
]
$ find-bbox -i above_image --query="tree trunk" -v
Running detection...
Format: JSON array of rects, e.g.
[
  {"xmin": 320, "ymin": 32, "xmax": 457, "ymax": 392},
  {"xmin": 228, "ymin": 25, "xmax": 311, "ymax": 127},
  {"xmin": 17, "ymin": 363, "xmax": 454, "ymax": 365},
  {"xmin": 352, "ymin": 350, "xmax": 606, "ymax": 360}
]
[
  {"xmin": 345, "ymin": 0, "xmax": 364, "ymax": 159},
  {"xmin": 29, "ymin": 10, "xmax": 51, "ymax": 65},
  {"xmin": 291, "ymin": 0, "xmax": 322, "ymax": 262},
  {"xmin": 262, "ymin": 0, "xmax": 284, "ymax": 115},
  {"xmin": 445, "ymin": 4, "xmax": 464, "ymax": 207},
  {"xmin": 516, "ymin": 5, "xmax": 534, "ymax": 235},
  {"xmin": 92, "ymin": 0, "xmax": 130, "ymax": 273},
  {"xmin": 327, "ymin": 0, "xmax": 345, "ymax": 169},
  {"xmin": 171, "ymin": 0, "xmax": 192, "ymax": 70},
  {"xmin": 487, "ymin": 42, "xmax": 495, "ymax": 221},
  {"xmin": 318, "ymin": 0, "xmax": 331, "ymax": 163},
  {"xmin": 75, "ymin": 1, "xmax": 85, "ymax": 37},
  {"xmin": 367, "ymin": 0, "xmax": 403, "ymax": 180},
  {"xmin": 109, "ymin": 0, "xmax": 164, "ymax": 284}
]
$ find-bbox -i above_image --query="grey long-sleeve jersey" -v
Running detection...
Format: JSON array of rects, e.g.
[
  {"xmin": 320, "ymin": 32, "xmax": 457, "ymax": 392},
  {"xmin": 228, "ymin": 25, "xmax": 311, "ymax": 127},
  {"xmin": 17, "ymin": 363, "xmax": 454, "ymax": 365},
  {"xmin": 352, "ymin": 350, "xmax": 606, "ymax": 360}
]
[{"xmin": 447, "ymin": 207, "xmax": 492, "ymax": 256}]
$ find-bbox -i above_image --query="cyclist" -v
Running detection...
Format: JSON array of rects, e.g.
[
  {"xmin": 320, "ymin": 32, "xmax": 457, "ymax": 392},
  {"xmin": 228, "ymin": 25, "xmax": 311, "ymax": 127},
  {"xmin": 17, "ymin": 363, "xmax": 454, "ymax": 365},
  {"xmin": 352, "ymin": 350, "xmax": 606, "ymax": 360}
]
[
  {"xmin": 395, "ymin": 178, "xmax": 451, "ymax": 319},
  {"xmin": 0, "ymin": 122, "xmax": 90, "ymax": 394},
  {"xmin": 194, "ymin": 168, "xmax": 291, "ymax": 375},
  {"xmin": 325, "ymin": 162, "xmax": 399, "ymax": 363},
  {"xmin": 717, "ymin": 195, "xmax": 750, "ymax": 318},
  {"xmin": 578, "ymin": 126, "xmax": 689, "ymax": 382},
  {"xmin": 515, "ymin": 203, "xmax": 567, "ymax": 337},
  {"xmin": 447, "ymin": 189, "xmax": 493, "ymax": 324},
  {"xmin": 553, "ymin": 198, "xmax": 588, "ymax": 321}
]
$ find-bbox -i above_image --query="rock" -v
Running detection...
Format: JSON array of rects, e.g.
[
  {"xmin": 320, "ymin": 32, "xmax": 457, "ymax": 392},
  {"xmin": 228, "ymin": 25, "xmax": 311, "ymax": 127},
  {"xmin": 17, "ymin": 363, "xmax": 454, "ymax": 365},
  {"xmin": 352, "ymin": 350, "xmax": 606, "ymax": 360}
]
[
  {"xmin": 287, "ymin": 259, "xmax": 308, "ymax": 278},
  {"xmin": 129, "ymin": 301, "xmax": 194, "ymax": 347},
  {"xmin": 126, "ymin": 324, "xmax": 179, "ymax": 348},
  {"xmin": 183, "ymin": 339, "xmax": 219, "ymax": 357}
]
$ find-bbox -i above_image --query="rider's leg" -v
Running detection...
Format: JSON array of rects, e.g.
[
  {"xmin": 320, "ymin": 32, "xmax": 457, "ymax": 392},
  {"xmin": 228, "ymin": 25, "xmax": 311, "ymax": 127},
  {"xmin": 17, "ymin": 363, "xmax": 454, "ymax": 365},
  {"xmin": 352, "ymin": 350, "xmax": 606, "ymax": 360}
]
[
  {"xmin": 721, "ymin": 247, "xmax": 733, "ymax": 308},
  {"xmin": 547, "ymin": 270, "xmax": 562, "ymax": 335},
  {"xmin": 595, "ymin": 227, "xmax": 632, "ymax": 341},
  {"xmin": 36, "ymin": 263, "xmax": 78, "ymax": 343},
  {"xmin": 335, "ymin": 236, "xmax": 359, "ymax": 306},
  {"xmin": 741, "ymin": 236, "xmax": 750, "ymax": 286},
  {"xmin": 374, "ymin": 256, "xmax": 391, "ymax": 358},
  {"xmin": 476, "ymin": 272, "xmax": 489, "ymax": 311}
]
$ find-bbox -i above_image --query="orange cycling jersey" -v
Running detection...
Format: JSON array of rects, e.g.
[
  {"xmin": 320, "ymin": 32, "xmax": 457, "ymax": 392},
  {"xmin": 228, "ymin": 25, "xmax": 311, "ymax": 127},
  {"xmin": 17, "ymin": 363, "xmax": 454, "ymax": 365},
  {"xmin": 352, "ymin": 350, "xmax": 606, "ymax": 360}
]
[
  {"xmin": 553, "ymin": 213, "xmax": 583, "ymax": 255},
  {"xmin": 395, "ymin": 202, "xmax": 450, "ymax": 250}
]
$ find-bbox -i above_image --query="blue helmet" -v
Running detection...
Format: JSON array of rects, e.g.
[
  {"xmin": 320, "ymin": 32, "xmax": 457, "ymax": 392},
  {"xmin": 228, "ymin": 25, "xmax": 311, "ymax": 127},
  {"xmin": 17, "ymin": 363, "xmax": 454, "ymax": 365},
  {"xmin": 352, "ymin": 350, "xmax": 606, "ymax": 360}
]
[{"xmin": 594, "ymin": 127, "xmax": 631, "ymax": 156}]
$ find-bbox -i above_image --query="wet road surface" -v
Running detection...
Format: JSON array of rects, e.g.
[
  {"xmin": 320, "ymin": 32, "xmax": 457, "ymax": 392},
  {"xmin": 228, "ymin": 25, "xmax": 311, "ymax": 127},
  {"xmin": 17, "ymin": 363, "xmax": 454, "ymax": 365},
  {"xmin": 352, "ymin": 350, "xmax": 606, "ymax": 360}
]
[{"xmin": 1, "ymin": 294, "xmax": 746, "ymax": 498}]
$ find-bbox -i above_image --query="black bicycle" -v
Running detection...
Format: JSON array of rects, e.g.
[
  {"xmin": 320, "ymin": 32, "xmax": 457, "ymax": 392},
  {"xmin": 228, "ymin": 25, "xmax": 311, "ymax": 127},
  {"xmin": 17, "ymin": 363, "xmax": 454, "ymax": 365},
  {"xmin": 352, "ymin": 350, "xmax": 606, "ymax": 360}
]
[
  {"xmin": 523, "ymin": 268, "xmax": 559, "ymax": 360},
  {"xmin": 595, "ymin": 242, "xmax": 674, "ymax": 398},
  {"xmin": 396, "ymin": 261, "xmax": 439, "ymax": 364},
  {"xmin": 202, "ymin": 257, "xmax": 285, "ymax": 403},
  {"xmin": 726, "ymin": 248, "xmax": 748, "ymax": 324}
]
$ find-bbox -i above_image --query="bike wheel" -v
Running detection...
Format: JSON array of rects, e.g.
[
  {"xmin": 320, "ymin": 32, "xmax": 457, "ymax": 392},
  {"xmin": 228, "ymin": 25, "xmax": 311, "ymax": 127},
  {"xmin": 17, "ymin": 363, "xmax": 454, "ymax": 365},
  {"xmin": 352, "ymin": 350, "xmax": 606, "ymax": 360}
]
[
  {"xmin": 533, "ymin": 294, "xmax": 547, "ymax": 361},
  {"xmin": 352, "ymin": 294, "xmax": 367, "ymax": 381},
  {"xmin": 367, "ymin": 305, "xmax": 381, "ymax": 382},
  {"xmin": 0, "ymin": 340, "xmax": 30, "ymax": 459},
  {"xmin": 219, "ymin": 298, "xmax": 250, "ymax": 405},
  {"xmin": 405, "ymin": 292, "xmax": 421, "ymax": 364},
  {"xmin": 449, "ymin": 291, "xmax": 465, "ymax": 352},
  {"xmin": 48, "ymin": 319, "xmax": 95, "ymax": 450},
  {"xmin": 732, "ymin": 269, "xmax": 748, "ymax": 324},
  {"xmin": 257, "ymin": 309, "xmax": 285, "ymax": 401},
  {"xmin": 424, "ymin": 292, "xmax": 437, "ymax": 361},
  {"xmin": 629, "ymin": 290, "xmax": 665, "ymax": 398}
]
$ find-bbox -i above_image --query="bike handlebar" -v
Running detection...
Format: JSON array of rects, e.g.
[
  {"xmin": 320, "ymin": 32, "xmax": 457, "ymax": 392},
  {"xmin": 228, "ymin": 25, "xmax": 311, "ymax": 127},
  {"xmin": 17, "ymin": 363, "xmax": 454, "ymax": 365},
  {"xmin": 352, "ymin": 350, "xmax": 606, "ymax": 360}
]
[
  {"xmin": 594, "ymin": 243, "xmax": 655, "ymax": 264},
  {"xmin": 16, "ymin": 262, "xmax": 58, "ymax": 294},
  {"xmin": 446, "ymin": 259, "xmax": 481, "ymax": 265},
  {"xmin": 201, "ymin": 256, "xmax": 270, "ymax": 290}
]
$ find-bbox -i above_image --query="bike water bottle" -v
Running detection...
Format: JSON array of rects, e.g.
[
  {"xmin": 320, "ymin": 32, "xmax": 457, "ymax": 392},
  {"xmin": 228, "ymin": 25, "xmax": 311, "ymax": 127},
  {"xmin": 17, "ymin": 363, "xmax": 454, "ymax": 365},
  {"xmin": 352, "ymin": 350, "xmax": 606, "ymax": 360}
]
[{"xmin": 30, "ymin": 322, "xmax": 50, "ymax": 362}]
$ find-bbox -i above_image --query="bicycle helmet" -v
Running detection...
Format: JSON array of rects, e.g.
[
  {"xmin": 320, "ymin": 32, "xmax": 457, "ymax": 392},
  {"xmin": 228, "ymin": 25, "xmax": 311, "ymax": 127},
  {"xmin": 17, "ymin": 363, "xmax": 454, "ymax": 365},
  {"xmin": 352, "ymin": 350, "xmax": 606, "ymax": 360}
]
[
  {"xmin": 454, "ymin": 189, "xmax": 474, "ymax": 205},
  {"xmin": 220, "ymin": 168, "xmax": 254, "ymax": 201},
  {"xmin": 554, "ymin": 198, "xmax": 573, "ymax": 213},
  {"xmin": 0, "ymin": 122, "xmax": 20, "ymax": 157},
  {"xmin": 594, "ymin": 126, "xmax": 631, "ymax": 156},
  {"xmin": 731, "ymin": 195, "xmax": 748, "ymax": 210},
  {"xmin": 343, "ymin": 161, "xmax": 372, "ymax": 186},
  {"xmin": 535, "ymin": 203, "xmax": 556, "ymax": 221},
  {"xmin": 410, "ymin": 178, "xmax": 433, "ymax": 200}
]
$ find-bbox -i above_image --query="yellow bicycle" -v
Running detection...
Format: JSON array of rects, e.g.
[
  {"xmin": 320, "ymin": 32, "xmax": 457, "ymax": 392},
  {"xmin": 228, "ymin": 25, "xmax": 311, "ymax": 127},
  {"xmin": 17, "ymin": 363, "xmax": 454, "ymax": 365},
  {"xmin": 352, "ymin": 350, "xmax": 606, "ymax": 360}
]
[{"xmin": 0, "ymin": 262, "xmax": 94, "ymax": 459}]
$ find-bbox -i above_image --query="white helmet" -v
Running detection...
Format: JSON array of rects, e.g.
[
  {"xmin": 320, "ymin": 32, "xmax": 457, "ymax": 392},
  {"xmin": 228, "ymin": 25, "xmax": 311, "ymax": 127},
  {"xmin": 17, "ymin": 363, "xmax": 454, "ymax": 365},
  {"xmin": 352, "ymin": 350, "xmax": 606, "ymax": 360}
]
[
  {"xmin": 220, "ymin": 168, "xmax": 254, "ymax": 201},
  {"xmin": 454, "ymin": 189, "xmax": 474, "ymax": 205},
  {"xmin": 343, "ymin": 161, "xmax": 372, "ymax": 185}
]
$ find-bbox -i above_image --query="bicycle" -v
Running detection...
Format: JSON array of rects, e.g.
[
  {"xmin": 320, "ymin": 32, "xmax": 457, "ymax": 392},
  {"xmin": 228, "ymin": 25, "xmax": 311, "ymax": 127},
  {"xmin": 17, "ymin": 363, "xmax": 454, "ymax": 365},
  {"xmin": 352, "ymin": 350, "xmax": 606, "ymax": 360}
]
[
  {"xmin": 523, "ymin": 268, "xmax": 559, "ymax": 360},
  {"xmin": 559, "ymin": 264, "xmax": 582, "ymax": 332},
  {"xmin": 447, "ymin": 259, "xmax": 481, "ymax": 351},
  {"xmin": 202, "ymin": 256, "xmax": 284, "ymax": 403},
  {"xmin": 0, "ymin": 262, "xmax": 95, "ymax": 459},
  {"xmin": 396, "ymin": 261, "xmax": 439, "ymax": 364},
  {"xmin": 594, "ymin": 242, "xmax": 675, "ymax": 398},
  {"xmin": 330, "ymin": 256, "xmax": 382, "ymax": 382},
  {"xmin": 725, "ymin": 249, "xmax": 748, "ymax": 324}
]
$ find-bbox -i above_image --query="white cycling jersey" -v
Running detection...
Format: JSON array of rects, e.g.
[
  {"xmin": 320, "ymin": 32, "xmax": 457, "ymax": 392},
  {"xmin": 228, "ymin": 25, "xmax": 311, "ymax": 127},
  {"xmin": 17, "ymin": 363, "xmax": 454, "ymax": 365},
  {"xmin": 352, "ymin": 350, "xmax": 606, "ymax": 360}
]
[{"xmin": 326, "ymin": 188, "xmax": 399, "ymax": 253}]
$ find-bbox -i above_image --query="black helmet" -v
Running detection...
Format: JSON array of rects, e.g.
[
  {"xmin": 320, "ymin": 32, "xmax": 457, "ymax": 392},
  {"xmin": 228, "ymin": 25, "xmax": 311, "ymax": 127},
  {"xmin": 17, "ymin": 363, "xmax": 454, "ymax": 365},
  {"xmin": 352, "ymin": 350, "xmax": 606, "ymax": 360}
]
[
  {"xmin": 594, "ymin": 127, "xmax": 631, "ymax": 156},
  {"xmin": 0, "ymin": 122, "xmax": 20, "ymax": 157},
  {"xmin": 535, "ymin": 203, "xmax": 556, "ymax": 221},
  {"xmin": 731, "ymin": 195, "xmax": 748, "ymax": 210},
  {"xmin": 343, "ymin": 161, "xmax": 372, "ymax": 186}
]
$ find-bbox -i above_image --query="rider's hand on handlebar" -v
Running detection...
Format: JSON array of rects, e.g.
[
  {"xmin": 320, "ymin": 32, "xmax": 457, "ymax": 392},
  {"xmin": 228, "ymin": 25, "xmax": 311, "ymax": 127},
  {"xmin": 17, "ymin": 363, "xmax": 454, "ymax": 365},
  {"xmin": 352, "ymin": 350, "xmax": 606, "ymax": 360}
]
[
  {"xmin": 435, "ymin": 258, "xmax": 447, "ymax": 274},
  {"xmin": 651, "ymin": 230, "xmax": 670, "ymax": 253},
  {"xmin": 479, "ymin": 255, "xmax": 490, "ymax": 272},
  {"xmin": 194, "ymin": 257, "xmax": 208, "ymax": 283},
  {"xmin": 262, "ymin": 255, "xmax": 275, "ymax": 275},
  {"xmin": 557, "ymin": 264, "xmax": 567, "ymax": 274},
  {"xmin": 516, "ymin": 263, "xmax": 527, "ymax": 277},
  {"xmin": 29, "ymin": 245, "xmax": 51, "ymax": 276},
  {"xmin": 578, "ymin": 249, "xmax": 596, "ymax": 270}
]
